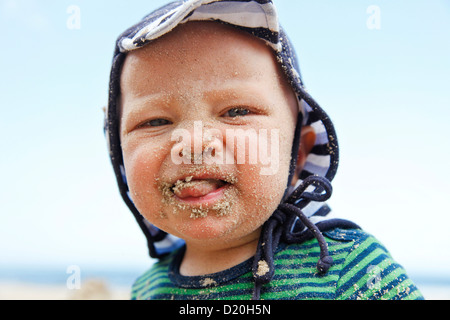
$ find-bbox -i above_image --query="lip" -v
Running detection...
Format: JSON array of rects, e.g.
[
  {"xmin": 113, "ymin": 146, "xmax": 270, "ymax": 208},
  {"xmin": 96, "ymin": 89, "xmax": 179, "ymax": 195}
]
[
  {"xmin": 169, "ymin": 171, "xmax": 236, "ymax": 186},
  {"xmin": 163, "ymin": 168, "xmax": 238, "ymax": 207},
  {"xmin": 173, "ymin": 183, "xmax": 229, "ymax": 205}
]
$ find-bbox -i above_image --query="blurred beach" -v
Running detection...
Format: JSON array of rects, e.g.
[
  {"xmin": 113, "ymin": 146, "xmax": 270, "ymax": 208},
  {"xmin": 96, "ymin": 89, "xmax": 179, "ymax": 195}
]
[
  {"xmin": 0, "ymin": 280, "xmax": 130, "ymax": 300},
  {"xmin": 0, "ymin": 266, "xmax": 136, "ymax": 300}
]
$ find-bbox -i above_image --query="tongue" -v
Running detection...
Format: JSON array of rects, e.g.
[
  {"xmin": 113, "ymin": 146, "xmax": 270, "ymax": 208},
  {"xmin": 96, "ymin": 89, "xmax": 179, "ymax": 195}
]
[{"xmin": 173, "ymin": 179, "xmax": 225, "ymax": 199}]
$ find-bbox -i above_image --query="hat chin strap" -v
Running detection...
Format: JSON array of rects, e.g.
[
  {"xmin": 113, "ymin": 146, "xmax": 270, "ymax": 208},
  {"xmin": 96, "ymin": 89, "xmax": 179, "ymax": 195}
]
[{"xmin": 252, "ymin": 175, "xmax": 334, "ymax": 300}]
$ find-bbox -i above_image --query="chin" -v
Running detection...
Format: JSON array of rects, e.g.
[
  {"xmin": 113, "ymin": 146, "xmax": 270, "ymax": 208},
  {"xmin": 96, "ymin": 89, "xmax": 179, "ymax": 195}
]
[{"xmin": 164, "ymin": 205, "xmax": 261, "ymax": 246}]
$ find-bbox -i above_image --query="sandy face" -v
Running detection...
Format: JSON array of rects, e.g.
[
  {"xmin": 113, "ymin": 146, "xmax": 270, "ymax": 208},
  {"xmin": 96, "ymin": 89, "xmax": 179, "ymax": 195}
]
[{"xmin": 119, "ymin": 22, "xmax": 298, "ymax": 248}]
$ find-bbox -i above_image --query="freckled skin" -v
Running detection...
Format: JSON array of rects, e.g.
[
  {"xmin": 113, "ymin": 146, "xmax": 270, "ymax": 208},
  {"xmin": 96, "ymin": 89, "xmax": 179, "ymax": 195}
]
[{"xmin": 119, "ymin": 22, "xmax": 300, "ymax": 275}]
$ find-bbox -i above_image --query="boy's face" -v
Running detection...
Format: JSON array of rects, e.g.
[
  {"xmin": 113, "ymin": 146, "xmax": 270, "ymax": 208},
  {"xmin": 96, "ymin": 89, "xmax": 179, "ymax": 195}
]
[{"xmin": 120, "ymin": 22, "xmax": 298, "ymax": 248}]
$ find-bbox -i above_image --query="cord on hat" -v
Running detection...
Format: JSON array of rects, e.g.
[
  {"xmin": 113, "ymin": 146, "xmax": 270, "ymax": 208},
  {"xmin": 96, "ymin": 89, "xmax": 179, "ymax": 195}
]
[{"xmin": 251, "ymin": 175, "xmax": 334, "ymax": 300}]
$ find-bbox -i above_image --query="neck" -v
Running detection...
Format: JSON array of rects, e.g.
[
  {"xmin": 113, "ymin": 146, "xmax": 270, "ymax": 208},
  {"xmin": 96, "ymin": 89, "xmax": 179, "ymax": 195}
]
[{"xmin": 179, "ymin": 230, "xmax": 260, "ymax": 276}]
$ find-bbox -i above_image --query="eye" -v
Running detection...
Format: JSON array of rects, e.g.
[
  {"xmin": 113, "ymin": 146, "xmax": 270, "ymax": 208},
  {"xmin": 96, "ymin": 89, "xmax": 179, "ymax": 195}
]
[
  {"xmin": 138, "ymin": 118, "xmax": 172, "ymax": 128},
  {"xmin": 223, "ymin": 107, "xmax": 251, "ymax": 118}
]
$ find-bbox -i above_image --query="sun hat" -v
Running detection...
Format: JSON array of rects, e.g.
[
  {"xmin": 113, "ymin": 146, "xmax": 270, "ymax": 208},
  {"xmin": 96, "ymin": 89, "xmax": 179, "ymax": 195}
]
[{"xmin": 105, "ymin": 0, "xmax": 348, "ymax": 264}]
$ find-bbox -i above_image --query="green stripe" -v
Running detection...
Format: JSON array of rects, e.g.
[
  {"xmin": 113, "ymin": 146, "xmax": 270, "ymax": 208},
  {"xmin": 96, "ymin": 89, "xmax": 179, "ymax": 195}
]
[
  {"xmin": 339, "ymin": 255, "xmax": 397, "ymax": 299},
  {"xmin": 134, "ymin": 261, "xmax": 171, "ymax": 285},
  {"xmin": 337, "ymin": 237, "xmax": 380, "ymax": 285},
  {"xmin": 139, "ymin": 276, "xmax": 255, "ymax": 300},
  {"xmin": 378, "ymin": 269, "xmax": 421, "ymax": 300},
  {"xmin": 130, "ymin": 228, "xmax": 424, "ymax": 300}
]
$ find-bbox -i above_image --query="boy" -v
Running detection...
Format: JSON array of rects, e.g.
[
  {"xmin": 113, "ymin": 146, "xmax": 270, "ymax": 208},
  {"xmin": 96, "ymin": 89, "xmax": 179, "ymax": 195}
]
[{"xmin": 105, "ymin": 0, "xmax": 423, "ymax": 300}]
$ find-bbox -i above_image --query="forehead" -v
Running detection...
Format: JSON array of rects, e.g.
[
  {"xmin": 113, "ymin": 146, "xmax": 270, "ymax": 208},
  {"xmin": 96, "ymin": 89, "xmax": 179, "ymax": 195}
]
[{"xmin": 120, "ymin": 21, "xmax": 288, "ymax": 99}]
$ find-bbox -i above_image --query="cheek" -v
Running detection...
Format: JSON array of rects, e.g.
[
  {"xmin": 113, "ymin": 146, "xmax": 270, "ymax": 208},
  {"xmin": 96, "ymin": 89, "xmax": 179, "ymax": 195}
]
[
  {"xmin": 234, "ymin": 139, "xmax": 293, "ymax": 228},
  {"xmin": 121, "ymin": 141, "xmax": 168, "ymax": 215},
  {"xmin": 231, "ymin": 117, "xmax": 295, "ymax": 218},
  {"xmin": 238, "ymin": 163, "xmax": 289, "ymax": 212}
]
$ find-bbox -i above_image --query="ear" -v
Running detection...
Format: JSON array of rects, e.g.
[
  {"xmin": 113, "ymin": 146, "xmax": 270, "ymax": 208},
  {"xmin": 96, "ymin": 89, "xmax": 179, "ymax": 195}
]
[{"xmin": 290, "ymin": 125, "xmax": 316, "ymax": 186}]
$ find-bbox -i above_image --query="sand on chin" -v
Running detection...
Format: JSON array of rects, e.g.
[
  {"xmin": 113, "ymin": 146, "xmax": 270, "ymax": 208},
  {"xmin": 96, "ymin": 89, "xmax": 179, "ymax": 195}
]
[{"xmin": 158, "ymin": 166, "xmax": 240, "ymax": 219}]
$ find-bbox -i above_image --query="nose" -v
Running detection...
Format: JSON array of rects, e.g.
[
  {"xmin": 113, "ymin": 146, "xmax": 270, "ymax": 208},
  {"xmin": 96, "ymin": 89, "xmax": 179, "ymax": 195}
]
[
  {"xmin": 170, "ymin": 121, "xmax": 224, "ymax": 165},
  {"xmin": 202, "ymin": 134, "xmax": 223, "ymax": 162}
]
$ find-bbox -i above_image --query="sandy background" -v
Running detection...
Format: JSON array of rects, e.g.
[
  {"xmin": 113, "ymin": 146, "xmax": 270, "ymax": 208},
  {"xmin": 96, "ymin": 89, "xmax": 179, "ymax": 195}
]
[{"xmin": 0, "ymin": 279, "xmax": 130, "ymax": 300}]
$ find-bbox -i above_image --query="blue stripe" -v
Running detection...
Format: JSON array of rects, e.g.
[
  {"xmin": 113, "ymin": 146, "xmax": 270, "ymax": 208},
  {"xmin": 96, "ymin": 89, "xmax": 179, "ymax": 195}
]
[
  {"xmin": 336, "ymin": 242, "xmax": 387, "ymax": 294},
  {"xmin": 346, "ymin": 263, "xmax": 404, "ymax": 300}
]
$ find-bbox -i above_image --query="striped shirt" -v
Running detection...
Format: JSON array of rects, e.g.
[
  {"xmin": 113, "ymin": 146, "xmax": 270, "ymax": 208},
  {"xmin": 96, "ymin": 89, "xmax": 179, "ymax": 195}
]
[{"xmin": 131, "ymin": 228, "xmax": 424, "ymax": 300}]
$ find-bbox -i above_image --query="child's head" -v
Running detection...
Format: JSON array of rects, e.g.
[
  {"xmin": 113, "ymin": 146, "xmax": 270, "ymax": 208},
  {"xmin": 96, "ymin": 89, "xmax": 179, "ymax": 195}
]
[
  {"xmin": 118, "ymin": 20, "xmax": 310, "ymax": 247},
  {"xmin": 105, "ymin": 1, "xmax": 340, "ymax": 294}
]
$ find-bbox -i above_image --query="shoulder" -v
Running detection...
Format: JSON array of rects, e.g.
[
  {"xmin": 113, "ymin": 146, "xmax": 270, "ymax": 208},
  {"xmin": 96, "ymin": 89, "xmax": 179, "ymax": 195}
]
[
  {"xmin": 276, "ymin": 228, "xmax": 423, "ymax": 300},
  {"xmin": 130, "ymin": 254, "xmax": 174, "ymax": 300},
  {"xmin": 277, "ymin": 228, "xmax": 382, "ymax": 267},
  {"xmin": 323, "ymin": 228, "xmax": 424, "ymax": 300}
]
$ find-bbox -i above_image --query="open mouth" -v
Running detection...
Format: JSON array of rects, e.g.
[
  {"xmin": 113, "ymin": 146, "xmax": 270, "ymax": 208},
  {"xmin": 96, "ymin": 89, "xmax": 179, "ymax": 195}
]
[
  {"xmin": 158, "ymin": 171, "xmax": 238, "ymax": 219},
  {"xmin": 171, "ymin": 177, "xmax": 229, "ymax": 202}
]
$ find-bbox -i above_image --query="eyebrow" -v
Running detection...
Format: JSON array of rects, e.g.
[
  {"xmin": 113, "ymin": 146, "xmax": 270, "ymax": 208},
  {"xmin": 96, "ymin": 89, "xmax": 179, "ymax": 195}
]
[
  {"xmin": 125, "ymin": 80, "xmax": 259, "ymax": 105},
  {"xmin": 121, "ymin": 80, "xmax": 273, "ymax": 124}
]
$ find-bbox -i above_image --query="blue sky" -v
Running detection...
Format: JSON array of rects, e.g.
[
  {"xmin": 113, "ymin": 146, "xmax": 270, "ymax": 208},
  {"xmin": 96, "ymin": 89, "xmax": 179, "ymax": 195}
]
[{"xmin": 1, "ymin": 0, "xmax": 449, "ymax": 281}]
